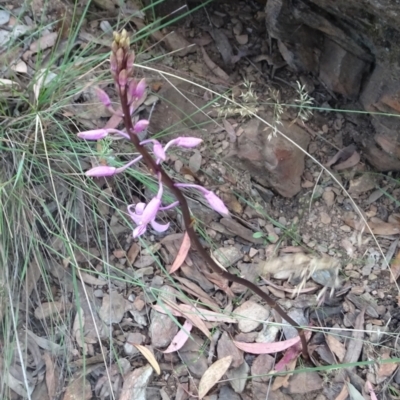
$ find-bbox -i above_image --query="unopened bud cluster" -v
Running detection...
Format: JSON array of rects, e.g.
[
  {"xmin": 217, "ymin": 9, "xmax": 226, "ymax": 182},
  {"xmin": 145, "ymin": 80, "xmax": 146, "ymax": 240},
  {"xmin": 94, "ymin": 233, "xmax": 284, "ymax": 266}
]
[{"xmin": 76, "ymin": 30, "xmax": 229, "ymax": 238}]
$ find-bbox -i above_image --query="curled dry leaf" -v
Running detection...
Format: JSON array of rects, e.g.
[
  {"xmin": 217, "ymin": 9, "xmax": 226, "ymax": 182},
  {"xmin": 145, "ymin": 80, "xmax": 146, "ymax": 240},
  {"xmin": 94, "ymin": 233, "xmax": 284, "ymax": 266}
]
[
  {"xmin": 198, "ymin": 356, "xmax": 232, "ymax": 399},
  {"xmin": 343, "ymin": 309, "xmax": 365, "ymax": 367},
  {"xmin": 326, "ymin": 144, "xmax": 357, "ymax": 168},
  {"xmin": 333, "ymin": 151, "xmax": 360, "ymax": 170},
  {"xmin": 78, "ymin": 271, "xmax": 107, "ymax": 286},
  {"xmin": 201, "ymin": 47, "xmax": 230, "ymax": 82},
  {"xmin": 43, "ymin": 352, "xmax": 57, "ymax": 399},
  {"xmin": 169, "ymin": 232, "xmax": 191, "ymax": 273},
  {"xmin": 233, "ymin": 336, "xmax": 301, "ymax": 354},
  {"xmin": 34, "ymin": 301, "xmax": 66, "ymax": 320},
  {"xmin": 163, "ymin": 320, "xmax": 193, "ymax": 353},
  {"xmin": 133, "ymin": 345, "xmax": 161, "ymax": 375}
]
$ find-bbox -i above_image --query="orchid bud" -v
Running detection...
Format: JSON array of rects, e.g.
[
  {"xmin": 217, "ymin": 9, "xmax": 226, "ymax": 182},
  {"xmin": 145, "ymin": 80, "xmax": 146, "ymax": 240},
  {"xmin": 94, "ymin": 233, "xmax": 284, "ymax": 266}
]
[
  {"xmin": 111, "ymin": 41, "xmax": 118, "ymax": 54},
  {"xmin": 86, "ymin": 166, "xmax": 117, "ymax": 177},
  {"xmin": 133, "ymin": 119, "xmax": 149, "ymax": 133},
  {"xmin": 78, "ymin": 129, "xmax": 109, "ymax": 140},
  {"xmin": 126, "ymin": 53, "xmax": 135, "ymax": 75},
  {"xmin": 113, "ymin": 31, "xmax": 120, "ymax": 43},
  {"xmin": 95, "ymin": 87, "xmax": 111, "ymax": 107},
  {"xmin": 119, "ymin": 69, "xmax": 128, "ymax": 90},
  {"xmin": 203, "ymin": 191, "xmax": 230, "ymax": 216},
  {"xmin": 116, "ymin": 48, "xmax": 124, "ymax": 68}
]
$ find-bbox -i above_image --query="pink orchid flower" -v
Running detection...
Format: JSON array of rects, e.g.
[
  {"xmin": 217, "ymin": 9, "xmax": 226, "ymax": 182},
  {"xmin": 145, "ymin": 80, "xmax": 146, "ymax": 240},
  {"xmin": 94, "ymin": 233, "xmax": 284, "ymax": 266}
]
[{"xmin": 128, "ymin": 180, "xmax": 170, "ymax": 238}]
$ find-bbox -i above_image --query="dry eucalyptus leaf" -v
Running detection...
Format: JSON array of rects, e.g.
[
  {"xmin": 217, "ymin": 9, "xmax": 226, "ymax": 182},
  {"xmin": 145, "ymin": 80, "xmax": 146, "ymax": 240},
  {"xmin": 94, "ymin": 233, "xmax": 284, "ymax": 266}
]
[
  {"xmin": 133, "ymin": 345, "xmax": 161, "ymax": 375},
  {"xmin": 63, "ymin": 376, "xmax": 92, "ymax": 400},
  {"xmin": 198, "ymin": 356, "xmax": 232, "ymax": 399},
  {"xmin": 326, "ymin": 335, "xmax": 346, "ymax": 362},
  {"xmin": 34, "ymin": 301, "xmax": 65, "ymax": 320},
  {"xmin": 78, "ymin": 271, "xmax": 106, "ymax": 286},
  {"xmin": 201, "ymin": 47, "xmax": 230, "ymax": 82},
  {"xmin": 390, "ymin": 251, "xmax": 400, "ymax": 282}
]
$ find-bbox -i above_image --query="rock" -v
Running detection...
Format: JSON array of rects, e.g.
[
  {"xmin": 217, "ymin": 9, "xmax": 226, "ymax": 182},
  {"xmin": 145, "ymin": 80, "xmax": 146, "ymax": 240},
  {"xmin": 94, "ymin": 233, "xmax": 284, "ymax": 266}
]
[
  {"xmin": 226, "ymin": 361, "xmax": 249, "ymax": 393},
  {"xmin": 220, "ymin": 218, "xmax": 264, "ymax": 244},
  {"xmin": 218, "ymin": 386, "xmax": 241, "ymax": 400},
  {"xmin": 179, "ymin": 333, "xmax": 208, "ymax": 378},
  {"xmin": 251, "ymin": 354, "xmax": 275, "ymax": 382},
  {"xmin": 322, "ymin": 190, "xmax": 335, "ymax": 207},
  {"xmin": 319, "ymin": 37, "xmax": 369, "ymax": 98},
  {"xmin": 256, "ymin": 324, "xmax": 279, "ymax": 343},
  {"xmin": 252, "ymin": 382, "xmax": 291, "ymax": 400},
  {"xmin": 99, "ymin": 291, "xmax": 126, "ymax": 324},
  {"xmin": 266, "ymin": 0, "xmax": 321, "ymax": 73},
  {"xmin": 231, "ymin": 118, "xmax": 310, "ymax": 198},
  {"xmin": 217, "ymin": 332, "xmax": 244, "ymax": 368},
  {"xmin": 359, "ymin": 64, "xmax": 400, "ymax": 170},
  {"xmin": 320, "ymin": 212, "xmax": 331, "ymax": 225},
  {"xmin": 234, "ymin": 301, "xmax": 270, "ymax": 333},
  {"xmin": 212, "ymin": 246, "xmax": 243, "ymax": 268},
  {"xmin": 149, "ymin": 287, "xmax": 179, "ymax": 347},
  {"xmin": 120, "ymin": 365, "xmax": 153, "ymax": 400},
  {"xmin": 287, "ymin": 371, "xmax": 323, "ymax": 394},
  {"xmin": 282, "ymin": 309, "xmax": 308, "ymax": 340},
  {"xmin": 263, "ymin": 0, "xmax": 400, "ymax": 172}
]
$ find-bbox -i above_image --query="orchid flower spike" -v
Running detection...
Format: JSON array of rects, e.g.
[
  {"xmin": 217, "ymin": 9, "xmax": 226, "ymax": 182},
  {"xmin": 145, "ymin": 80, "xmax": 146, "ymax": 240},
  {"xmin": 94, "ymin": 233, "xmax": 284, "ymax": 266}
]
[
  {"xmin": 128, "ymin": 177, "xmax": 169, "ymax": 237},
  {"xmin": 174, "ymin": 183, "xmax": 230, "ymax": 216}
]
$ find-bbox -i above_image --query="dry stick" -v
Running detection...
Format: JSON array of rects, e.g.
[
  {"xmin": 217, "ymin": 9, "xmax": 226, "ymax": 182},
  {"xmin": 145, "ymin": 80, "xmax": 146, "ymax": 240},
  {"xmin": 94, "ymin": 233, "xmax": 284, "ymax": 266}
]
[{"xmin": 119, "ymin": 91, "xmax": 309, "ymax": 359}]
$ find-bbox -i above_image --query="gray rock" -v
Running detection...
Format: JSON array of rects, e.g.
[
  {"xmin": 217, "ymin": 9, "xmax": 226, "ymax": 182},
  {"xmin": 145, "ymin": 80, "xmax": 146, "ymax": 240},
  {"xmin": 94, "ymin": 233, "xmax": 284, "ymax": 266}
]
[
  {"xmin": 226, "ymin": 361, "xmax": 249, "ymax": 393},
  {"xmin": 235, "ymin": 301, "xmax": 270, "ymax": 333},
  {"xmin": 179, "ymin": 333, "xmax": 208, "ymax": 378}
]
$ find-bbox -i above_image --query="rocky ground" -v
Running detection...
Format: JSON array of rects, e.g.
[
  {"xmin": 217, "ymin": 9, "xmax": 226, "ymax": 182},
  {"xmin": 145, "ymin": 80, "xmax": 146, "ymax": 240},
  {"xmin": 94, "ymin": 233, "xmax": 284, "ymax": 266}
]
[{"xmin": 1, "ymin": 0, "xmax": 400, "ymax": 399}]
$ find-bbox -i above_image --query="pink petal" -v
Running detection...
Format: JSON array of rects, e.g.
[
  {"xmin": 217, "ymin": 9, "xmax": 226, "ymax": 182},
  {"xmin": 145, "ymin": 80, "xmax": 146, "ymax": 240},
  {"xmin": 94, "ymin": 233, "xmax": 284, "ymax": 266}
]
[
  {"xmin": 95, "ymin": 88, "xmax": 111, "ymax": 107},
  {"xmin": 140, "ymin": 197, "xmax": 161, "ymax": 226},
  {"xmin": 162, "ymin": 320, "xmax": 193, "ymax": 353},
  {"xmin": 133, "ymin": 225, "xmax": 147, "ymax": 238},
  {"xmin": 127, "ymin": 204, "xmax": 144, "ymax": 225},
  {"xmin": 150, "ymin": 219, "xmax": 170, "ymax": 233},
  {"xmin": 86, "ymin": 166, "xmax": 117, "ymax": 177},
  {"xmin": 204, "ymin": 191, "xmax": 230, "ymax": 216},
  {"xmin": 135, "ymin": 203, "xmax": 146, "ymax": 215},
  {"xmin": 134, "ymin": 120, "xmax": 149, "ymax": 133},
  {"xmin": 77, "ymin": 129, "xmax": 109, "ymax": 140},
  {"xmin": 233, "ymin": 337, "xmax": 301, "ymax": 354},
  {"xmin": 176, "ymin": 137, "xmax": 203, "ymax": 148},
  {"xmin": 153, "ymin": 141, "xmax": 166, "ymax": 161},
  {"xmin": 135, "ymin": 78, "xmax": 146, "ymax": 99}
]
